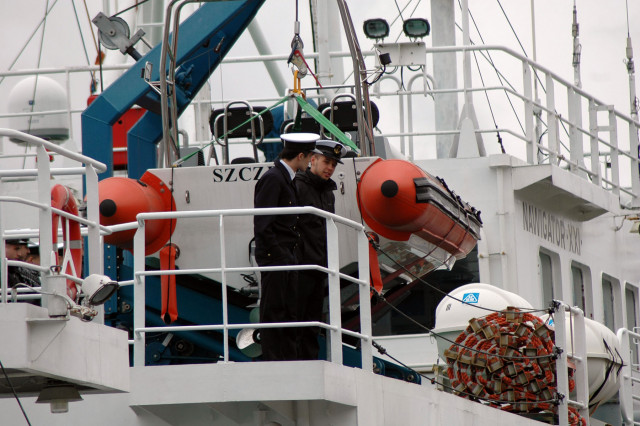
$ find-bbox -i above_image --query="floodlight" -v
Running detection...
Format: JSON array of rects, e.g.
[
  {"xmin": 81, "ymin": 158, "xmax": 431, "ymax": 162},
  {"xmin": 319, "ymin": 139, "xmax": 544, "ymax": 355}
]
[
  {"xmin": 36, "ymin": 383, "xmax": 83, "ymax": 413},
  {"xmin": 363, "ymin": 19, "xmax": 389, "ymax": 40},
  {"xmin": 403, "ymin": 18, "xmax": 430, "ymax": 39},
  {"xmin": 81, "ymin": 274, "xmax": 119, "ymax": 306}
]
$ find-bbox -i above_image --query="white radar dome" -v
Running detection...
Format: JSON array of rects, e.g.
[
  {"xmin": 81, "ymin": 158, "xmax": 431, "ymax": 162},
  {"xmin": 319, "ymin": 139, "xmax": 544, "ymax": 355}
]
[
  {"xmin": 7, "ymin": 76, "xmax": 69, "ymax": 143},
  {"xmin": 432, "ymin": 283, "xmax": 534, "ymax": 362}
]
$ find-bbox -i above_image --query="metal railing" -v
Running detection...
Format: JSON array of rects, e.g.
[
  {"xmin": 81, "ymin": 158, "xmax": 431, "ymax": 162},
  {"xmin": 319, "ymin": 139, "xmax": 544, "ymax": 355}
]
[
  {"xmin": 553, "ymin": 302, "xmax": 590, "ymax": 426},
  {"xmin": 130, "ymin": 206, "xmax": 373, "ymax": 370},
  {"xmin": 0, "ymin": 129, "xmax": 106, "ymax": 307},
  {"xmin": 617, "ymin": 327, "xmax": 640, "ymax": 425},
  {"xmin": 371, "ymin": 45, "xmax": 640, "ymax": 205}
]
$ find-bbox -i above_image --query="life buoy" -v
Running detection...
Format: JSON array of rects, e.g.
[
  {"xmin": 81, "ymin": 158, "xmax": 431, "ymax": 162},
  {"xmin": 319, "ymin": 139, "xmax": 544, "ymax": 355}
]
[{"xmin": 51, "ymin": 184, "xmax": 82, "ymax": 300}]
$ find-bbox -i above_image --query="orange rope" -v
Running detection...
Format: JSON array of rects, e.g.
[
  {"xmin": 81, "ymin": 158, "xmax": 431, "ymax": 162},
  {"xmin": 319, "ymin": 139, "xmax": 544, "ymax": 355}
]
[{"xmin": 445, "ymin": 308, "xmax": 583, "ymax": 424}]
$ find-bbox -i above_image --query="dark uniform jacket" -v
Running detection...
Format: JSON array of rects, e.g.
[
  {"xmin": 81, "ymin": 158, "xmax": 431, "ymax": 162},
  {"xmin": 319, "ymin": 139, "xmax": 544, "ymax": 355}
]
[
  {"xmin": 294, "ymin": 168, "xmax": 337, "ymax": 267},
  {"xmin": 254, "ymin": 158, "xmax": 300, "ymax": 265}
]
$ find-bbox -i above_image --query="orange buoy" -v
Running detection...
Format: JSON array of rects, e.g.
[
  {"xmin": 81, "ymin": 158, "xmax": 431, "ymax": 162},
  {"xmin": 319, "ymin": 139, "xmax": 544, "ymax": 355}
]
[{"xmin": 98, "ymin": 172, "xmax": 175, "ymax": 254}]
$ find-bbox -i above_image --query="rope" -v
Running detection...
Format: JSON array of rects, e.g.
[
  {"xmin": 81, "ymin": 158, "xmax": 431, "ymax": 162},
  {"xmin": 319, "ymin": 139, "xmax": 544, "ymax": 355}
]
[
  {"xmin": 375, "ymin": 293, "xmax": 552, "ymax": 362},
  {"xmin": 0, "ymin": 0, "xmax": 60, "ymax": 88},
  {"xmin": 71, "ymin": 0, "xmax": 99, "ymax": 93},
  {"xmin": 113, "ymin": 0, "xmax": 152, "ymax": 18}
]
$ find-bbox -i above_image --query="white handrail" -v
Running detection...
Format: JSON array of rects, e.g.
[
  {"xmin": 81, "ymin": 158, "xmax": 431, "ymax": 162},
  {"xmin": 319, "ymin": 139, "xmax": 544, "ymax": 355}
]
[
  {"xmin": 617, "ymin": 327, "xmax": 640, "ymax": 426},
  {"xmin": 0, "ymin": 130, "xmax": 105, "ymax": 308},
  {"xmin": 0, "ymin": 129, "xmax": 107, "ymax": 173},
  {"xmin": 553, "ymin": 301, "xmax": 590, "ymax": 426},
  {"xmin": 131, "ymin": 206, "xmax": 372, "ymax": 370}
]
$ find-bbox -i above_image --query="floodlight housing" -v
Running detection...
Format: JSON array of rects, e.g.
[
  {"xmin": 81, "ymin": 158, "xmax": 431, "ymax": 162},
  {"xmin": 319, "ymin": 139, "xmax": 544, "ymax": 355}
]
[
  {"xmin": 363, "ymin": 19, "xmax": 389, "ymax": 40},
  {"xmin": 81, "ymin": 274, "xmax": 119, "ymax": 306},
  {"xmin": 403, "ymin": 18, "xmax": 430, "ymax": 38}
]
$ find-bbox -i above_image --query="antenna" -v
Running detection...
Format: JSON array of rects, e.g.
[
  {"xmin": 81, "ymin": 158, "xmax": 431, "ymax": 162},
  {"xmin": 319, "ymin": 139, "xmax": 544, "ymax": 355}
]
[
  {"xmin": 572, "ymin": 2, "xmax": 582, "ymax": 88},
  {"xmin": 624, "ymin": 0, "xmax": 638, "ymax": 119}
]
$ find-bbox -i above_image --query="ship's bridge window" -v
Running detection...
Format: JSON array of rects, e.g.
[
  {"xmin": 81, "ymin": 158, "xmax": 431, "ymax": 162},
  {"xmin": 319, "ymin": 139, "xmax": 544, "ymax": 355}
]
[
  {"xmin": 539, "ymin": 249, "xmax": 560, "ymax": 307},
  {"xmin": 601, "ymin": 274, "xmax": 620, "ymax": 331},
  {"xmin": 571, "ymin": 262, "xmax": 592, "ymax": 318}
]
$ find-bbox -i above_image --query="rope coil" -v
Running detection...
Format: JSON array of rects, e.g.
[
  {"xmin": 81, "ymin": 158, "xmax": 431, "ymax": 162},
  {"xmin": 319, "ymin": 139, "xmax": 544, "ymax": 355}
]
[{"xmin": 445, "ymin": 308, "xmax": 585, "ymax": 426}]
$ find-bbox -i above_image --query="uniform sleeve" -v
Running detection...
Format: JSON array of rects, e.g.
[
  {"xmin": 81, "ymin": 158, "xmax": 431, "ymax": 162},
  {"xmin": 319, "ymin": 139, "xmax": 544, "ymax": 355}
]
[{"xmin": 254, "ymin": 172, "xmax": 287, "ymax": 259}]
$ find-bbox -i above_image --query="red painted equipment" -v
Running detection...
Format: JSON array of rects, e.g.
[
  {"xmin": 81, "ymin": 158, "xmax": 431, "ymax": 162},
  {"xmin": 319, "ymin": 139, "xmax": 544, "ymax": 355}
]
[
  {"xmin": 87, "ymin": 95, "xmax": 145, "ymax": 170},
  {"xmin": 357, "ymin": 159, "xmax": 481, "ymax": 259},
  {"xmin": 51, "ymin": 184, "xmax": 82, "ymax": 299},
  {"xmin": 98, "ymin": 172, "xmax": 178, "ymax": 322},
  {"xmin": 98, "ymin": 172, "xmax": 176, "ymax": 255}
]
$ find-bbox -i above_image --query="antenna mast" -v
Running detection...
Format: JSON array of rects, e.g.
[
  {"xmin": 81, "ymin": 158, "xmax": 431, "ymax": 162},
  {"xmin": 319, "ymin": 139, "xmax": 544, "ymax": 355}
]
[{"xmin": 572, "ymin": 2, "xmax": 582, "ymax": 88}]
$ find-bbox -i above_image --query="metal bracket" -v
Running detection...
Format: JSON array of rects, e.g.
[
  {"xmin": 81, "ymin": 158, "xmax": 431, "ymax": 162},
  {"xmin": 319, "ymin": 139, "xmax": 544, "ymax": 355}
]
[{"xmin": 93, "ymin": 12, "xmax": 145, "ymax": 60}]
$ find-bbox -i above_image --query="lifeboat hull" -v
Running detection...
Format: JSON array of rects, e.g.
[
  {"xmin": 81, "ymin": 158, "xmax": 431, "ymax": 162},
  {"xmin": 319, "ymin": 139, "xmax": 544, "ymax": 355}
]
[{"xmin": 357, "ymin": 159, "xmax": 482, "ymax": 259}]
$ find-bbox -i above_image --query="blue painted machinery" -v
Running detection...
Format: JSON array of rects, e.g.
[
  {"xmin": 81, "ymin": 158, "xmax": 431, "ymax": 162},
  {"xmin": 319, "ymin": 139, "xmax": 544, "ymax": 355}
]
[{"xmin": 81, "ymin": 0, "xmax": 420, "ymax": 385}]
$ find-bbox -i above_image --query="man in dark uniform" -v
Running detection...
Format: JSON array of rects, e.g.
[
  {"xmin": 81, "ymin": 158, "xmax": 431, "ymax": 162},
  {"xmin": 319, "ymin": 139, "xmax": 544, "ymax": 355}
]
[
  {"xmin": 5, "ymin": 238, "xmax": 41, "ymax": 298},
  {"xmin": 293, "ymin": 140, "xmax": 346, "ymax": 359},
  {"xmin": 253, "ymin": 132, "xmax": 319, "ymax": 361}
]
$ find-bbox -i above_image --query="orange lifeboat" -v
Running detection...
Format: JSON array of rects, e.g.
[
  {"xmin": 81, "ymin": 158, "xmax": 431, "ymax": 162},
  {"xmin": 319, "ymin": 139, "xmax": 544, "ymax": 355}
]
[{"xmin": 357, "ymin": 159, "xmax": 481, "ymax": 259}]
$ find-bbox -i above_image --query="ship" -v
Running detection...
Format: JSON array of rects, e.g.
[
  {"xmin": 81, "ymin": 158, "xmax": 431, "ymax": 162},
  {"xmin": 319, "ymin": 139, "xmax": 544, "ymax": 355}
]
[{"xmin": 0, "ymin": 1, "xmax": 639, "ymax": 425}]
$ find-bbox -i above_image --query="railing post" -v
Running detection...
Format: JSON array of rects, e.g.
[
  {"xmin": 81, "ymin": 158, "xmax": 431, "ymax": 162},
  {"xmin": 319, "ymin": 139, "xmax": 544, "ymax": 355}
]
[
  {"xmin": 545, "ymin": 73, "xmax": 559, "ymax": 164},
  {"xmin": 358, "ymin": 230, "xmax": 372, "ymax": 372},
  {"xmin": 133, "ymin": 221, "xmax": 147, "ymax": 367},
  {"xmin": 616, "ymin": 328, "xmax": 634, "ymax": 425},
  {"xmin": 523, "ymin": 61, "xmax": 535, "ymax": 164},
  {"xmin": 0, "ymin": 216, "xmax": 6, "ymax": 303},
  {"xmin": 37, "ymin": 145, "xmax": 53, "ymax": 308},
  {"xmin": 572, "ymin": 308, "xmax": 590, "ymax": 422},
  {"xmin": 326, "ymin": 218, "xmax": 343, "ymax": 364},
  {"xmin": 219, "ymin": 214, "xmax": 229, "ymax": 362},
  {"xmin": 85, "ymin": 164, "xmax": 103, "ymax": 275},
  {"xmin": 588, "ymin": 100, "xmax": 602, "ymax": 186},
  {"xmin": 553, "ymin": 302, "xmax": 570, "ymax": 426},
  {"xmin": 608, "ymin": 107, "xmax": 620, "ymax": 196},
  {"xmin": 567, "ymin": 86, "xmax": 585, "ymax": 176},
  {"xmin": 629, "ymin": 121, "xmax": 640, "ymax": 207}
]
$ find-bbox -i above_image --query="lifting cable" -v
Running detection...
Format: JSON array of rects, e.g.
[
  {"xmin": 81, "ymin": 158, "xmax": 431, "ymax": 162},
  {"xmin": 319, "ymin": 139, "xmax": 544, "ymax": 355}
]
[
  {"xmin": 0, "ymin": 0, "xmax": 60, "ymax": 88},
  {"xmin": 460, "ymin": 1, "xmax": 516, "ymax": 152},
  {"xmin": 22, "ymin": 0, "xmax": 51, "ymax": 170},
  {"xmin": 113, "ymin": 0, "xmax": 152, "ymax": 18},
  {"xmin": 0, "ymin": 359, "xmax": 32, "ymax": 426},
  {"xmin": 71, "ymin": 0, "xmax": 101, "ymax": 94}
]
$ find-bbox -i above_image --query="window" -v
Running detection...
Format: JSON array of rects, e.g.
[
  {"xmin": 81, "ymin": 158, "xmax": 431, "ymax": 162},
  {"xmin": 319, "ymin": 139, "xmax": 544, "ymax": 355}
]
[
  {"xmin": 626, "ymin": 286, "xmax": 638, "ymax": 331},
  {"xmin": 625, "ymin": 284, "xmax": 639, "ymax": 364},
  {"xmin": 602, "ymin": 276, "xmax": 617, "ymax": 331},
  {"xmin": 539, "ymin": 250, "xmax": 560, "ymax": 306},
  {"xmin": 571, "ymin": 262, "xmax": 592, "ymax": 318},
  {"xmin": 572, "ymin": 266, "xmax": 585, "ymax": 311},
  {"xmin": 540, "ymin": 252, "xmax": 553, "ymax": 304}
]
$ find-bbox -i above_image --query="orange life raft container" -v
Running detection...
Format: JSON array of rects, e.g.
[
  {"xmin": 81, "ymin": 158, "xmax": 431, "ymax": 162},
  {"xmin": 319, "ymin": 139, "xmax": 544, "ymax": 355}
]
[{"xmin": 357, "ymin": 159, "xmax": 482, "ymax": 259}]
